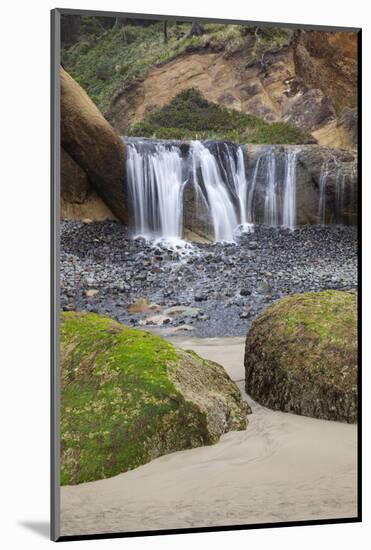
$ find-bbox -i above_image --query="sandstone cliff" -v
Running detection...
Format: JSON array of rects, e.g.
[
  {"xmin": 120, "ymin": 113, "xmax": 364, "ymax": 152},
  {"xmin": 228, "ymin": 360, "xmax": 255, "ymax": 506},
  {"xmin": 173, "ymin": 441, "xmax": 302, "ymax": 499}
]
[{"xmin": 60, "ymin": 67, "xmax": 127, "ymax": 222}]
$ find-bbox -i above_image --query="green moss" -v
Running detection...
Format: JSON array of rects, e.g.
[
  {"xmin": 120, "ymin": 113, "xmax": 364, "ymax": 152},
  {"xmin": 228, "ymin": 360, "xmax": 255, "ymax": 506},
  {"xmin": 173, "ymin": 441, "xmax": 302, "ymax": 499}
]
[
  {"xmin": 60, "ymin": 312, "xmax": 247, "ymax": 485},
  {"xmin": 244, "ymin": 291, "xmax": 357, "ymax": 422},
  {"xmin": 129, "ymin": 88, "xmax": 311, "ymax": 144},
  {"xmin": 61, "ymin": 312, "xmax": 211, "ymax": 485}
]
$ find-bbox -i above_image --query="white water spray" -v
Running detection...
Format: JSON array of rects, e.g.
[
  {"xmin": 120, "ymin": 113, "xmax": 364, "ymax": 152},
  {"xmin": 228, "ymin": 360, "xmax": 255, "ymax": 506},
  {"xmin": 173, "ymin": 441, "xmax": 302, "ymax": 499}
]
[
  {"xmin": 127, "ymin": 140, "xmax": 186, "ymax": 240},
  {"xmin": 190, "ymin": 140, "xmax": 238, "ymax": 242},
  {"xmin": 318, "ymin": 163, "xmax": 329, "ymax": 224},
  {"xmin": 264, "ymin": 149, "xmax": 278, "ymax": 226},
  {"xmin": 282, "ymin": 148, "xmax": 299, "ymax": 230}
]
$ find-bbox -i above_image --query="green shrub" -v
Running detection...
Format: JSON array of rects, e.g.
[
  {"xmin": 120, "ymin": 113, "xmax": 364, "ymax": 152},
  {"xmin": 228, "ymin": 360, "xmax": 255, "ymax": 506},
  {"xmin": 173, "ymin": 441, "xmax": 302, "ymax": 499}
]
[
  {"xmin": 96, "ymin": 60, "xmax": 112, "ymax": 81},
  {"xmin": 128, "ymin": 88, "xmax": 311, "ymax": 144}
]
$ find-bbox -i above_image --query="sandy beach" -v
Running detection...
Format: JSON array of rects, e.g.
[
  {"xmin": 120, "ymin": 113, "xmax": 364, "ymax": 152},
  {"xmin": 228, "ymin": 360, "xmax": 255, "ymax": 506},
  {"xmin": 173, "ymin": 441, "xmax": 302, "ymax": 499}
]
[{"xmin": 60, "ymin": 337, "xmax": 357, "ymax": 536}]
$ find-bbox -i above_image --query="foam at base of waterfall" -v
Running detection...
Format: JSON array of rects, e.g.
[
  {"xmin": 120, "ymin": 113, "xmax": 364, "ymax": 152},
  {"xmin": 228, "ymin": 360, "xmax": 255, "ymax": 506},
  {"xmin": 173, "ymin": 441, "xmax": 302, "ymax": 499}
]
[
  {"xmin": 154, "ymin": 236, "xmax": 198, "ymax": 259},
  {"xmin": 235, "ymin": 223, "xmax": 255, "ymax": 236},
  {"xmin": 132, "ymin": 232, "xmax": 197, "ymax": 260}
]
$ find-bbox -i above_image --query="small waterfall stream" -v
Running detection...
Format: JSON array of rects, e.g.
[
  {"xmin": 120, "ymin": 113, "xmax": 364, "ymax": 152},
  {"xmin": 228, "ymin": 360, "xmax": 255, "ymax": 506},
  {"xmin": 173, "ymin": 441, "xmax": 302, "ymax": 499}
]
[
  {"xmin": 190, "ymin": 141, "xmax": 238, "ymax": 242},
  {"xmin": 126, "ymin": 139, "xmax": 186, "ymax": 240},
  {"xmin": 246, "ymin": 156, "xmax": 261, "ymax": 224},
  {"xmin": 335, "ymin": 172, "xmax": 346, "ymax": 225},
  {"xmin": 318, "ymin": 163, "xmax": 329, "ymax": 224},
  {"xmin": 263, "ymin": 149, "xmax": 278, "ymax": 227},
  {"xmin": 125, "ymin": 138, "xmax": 352, "ymax": 244},
  {"xmin": 282, "ymin": 148, "xmax": 299, "ymax": 230}
]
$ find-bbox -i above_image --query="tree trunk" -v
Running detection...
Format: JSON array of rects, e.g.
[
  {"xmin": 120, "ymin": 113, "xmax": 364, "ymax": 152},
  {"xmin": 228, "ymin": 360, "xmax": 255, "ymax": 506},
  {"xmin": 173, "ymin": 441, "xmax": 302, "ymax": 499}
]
[{"xmin": 163, "ymin": 21, "xmax": 168, "ymax": 44}]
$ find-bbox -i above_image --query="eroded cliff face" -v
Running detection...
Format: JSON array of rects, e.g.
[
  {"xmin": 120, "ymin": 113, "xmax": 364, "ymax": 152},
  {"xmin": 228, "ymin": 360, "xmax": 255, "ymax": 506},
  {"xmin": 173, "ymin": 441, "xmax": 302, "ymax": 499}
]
[{"xmin": 107, "ymin": 30, "xmax": 358, "ymax": 149}]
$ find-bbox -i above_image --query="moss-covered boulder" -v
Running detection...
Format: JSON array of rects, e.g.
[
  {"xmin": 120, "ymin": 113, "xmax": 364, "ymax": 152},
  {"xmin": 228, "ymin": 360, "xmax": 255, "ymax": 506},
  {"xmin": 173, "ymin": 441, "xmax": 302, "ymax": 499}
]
[
  {"xmin": 61, "ymin": 312, "xmax": 248, "ymax": 485},
  {"xmin": 244, "ymin": 291, "xmax": 357, "ymax": 422}
]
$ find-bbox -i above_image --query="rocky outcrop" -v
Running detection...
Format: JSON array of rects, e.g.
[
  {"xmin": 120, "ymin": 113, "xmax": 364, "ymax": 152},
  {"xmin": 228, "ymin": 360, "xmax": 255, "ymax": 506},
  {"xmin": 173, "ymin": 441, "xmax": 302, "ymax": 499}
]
[
  {"xmin": 338, "ymin": 107, "xmax": 358, "ymax": 148},
  {"xmin": 282, "ymin": 88, "xmax": 336, "ymax": 132},
  {"xmin": 297, "ymin": 146, "xmax": 357, "ymax": 224},
  {"xmin": 292, "ymin": 30, "xmax": 358, "ymax": 149},
  {"xmin": 61, "ymin": 147, "xmax": 116, "ymax": 220},
  {"xmin": 183, "ymin": 179, "xmax": 214, "ymax": 242},
  {"xmin": 61, "ymin": 312, "xmax": 248, "ymax": 485},
  {"xmin": 293, "ymin": 31, "xmax": 357, "ymax": 114},
  {"xmin": 61, "ymin": 147, "xmax": 90, "ymax": 204},
  {"xmin": 60, "ymin": 67, "xmax": 127, "ymax": 222},
  {"xmin": 244, "ymin": 290, "xmax": 357, "ymax": 423}
]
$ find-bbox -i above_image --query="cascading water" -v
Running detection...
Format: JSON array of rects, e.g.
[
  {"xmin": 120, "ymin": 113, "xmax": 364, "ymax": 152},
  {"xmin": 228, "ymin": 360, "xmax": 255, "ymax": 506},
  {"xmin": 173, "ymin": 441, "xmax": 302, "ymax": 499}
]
[
  {"xmin": 126, "ymin": 139, "xmax": 186, "ymax": 241},
  {"xmin": 282, "ymin": 148, "xmax": 299, "ymax": 230},
  {"xmin": 190, "ymin": 141, "xmax": 238, "ymax": 242},
  {"xmin": 335, "ymin": 171, "xmax": 346, "ymax": 225},
  {"xmin": 219, "ymin": 143, "xmax": 250, "ymax": 229},
  {"xmin": 263, "ymin": 149, "xmax": 278, "ymax": 227},
  {"xmin": 246, "ymin": 156, "xmax": 261, "ymax": 224},
  {"xmin": 318, "ymin": 163, "xmax": 329, "ymax": 224},
  {"xmin": 125, "ymin": 138, "xmax": 304, "ymax": 243}
]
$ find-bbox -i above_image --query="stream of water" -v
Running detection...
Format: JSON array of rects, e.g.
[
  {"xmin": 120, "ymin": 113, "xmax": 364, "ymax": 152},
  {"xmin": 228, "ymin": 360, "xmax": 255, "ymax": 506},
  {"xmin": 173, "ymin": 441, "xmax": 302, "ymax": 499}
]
[{"xmin": 126, "ymin": 138, "xmax": 351, "ymax": 243}]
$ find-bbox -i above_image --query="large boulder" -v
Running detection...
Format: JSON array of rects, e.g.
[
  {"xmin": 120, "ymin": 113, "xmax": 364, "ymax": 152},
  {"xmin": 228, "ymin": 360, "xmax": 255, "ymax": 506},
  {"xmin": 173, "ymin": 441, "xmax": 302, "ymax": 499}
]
[
  {"xmin": 61, "ymin": 147, "xmax": 90, "ymax": 204},
  {"xmin": 244, "ymin": 290, "xmax": 357, "ymax": 423},
  {"xmin": 61, "ymin": 147, "xmax": 116, "ymax": 220},
  {"xmin": 61, "ymin": 312, "xmax": 248, "ymax": 485},
  {"xmin": 60, "ymin": 67, "xmax": 127, "ymax": 222}
]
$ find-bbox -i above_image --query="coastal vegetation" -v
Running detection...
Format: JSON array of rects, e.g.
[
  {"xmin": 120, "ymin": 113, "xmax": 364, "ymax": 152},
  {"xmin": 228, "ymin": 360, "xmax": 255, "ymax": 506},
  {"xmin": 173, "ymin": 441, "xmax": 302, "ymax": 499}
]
[{"xmin": 129, "ymin": 88, "xmax": 311, "ymax": 144}]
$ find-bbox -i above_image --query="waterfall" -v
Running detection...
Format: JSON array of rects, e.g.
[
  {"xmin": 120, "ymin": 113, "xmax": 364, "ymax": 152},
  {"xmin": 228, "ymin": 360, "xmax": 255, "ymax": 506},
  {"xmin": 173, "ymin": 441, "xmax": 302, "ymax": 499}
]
[
  {"xmin": 126, "ymin": 139, "xmax": 186, "ymax": 240},
  {"xmin": 125, "ymin": 138, "xmax": 304, "ymax": 243},
  {"xmin": 246, "ymin": 156, "xmax": 261, "ymax": 223},
  {"xmin": 335, "ymin": 171, "xmax": 345, "ymax": 224},
  {"xmin": 220, "ymin": 144, "xmax": 250, "ymax": 227},
  {"xmin": 190, "ymin": 140, "xmax": 238, "ymax": 242},
  {"xmin": 282, "ymin": 149, "xmax": 299, "ymax": 230},
  {"xmin": 318, "ymin": 163, "xmax": 329, "ymax": 224},
  {"xmin": 263, "ymin": 149, "xmax": 278, "ymax": 226}
]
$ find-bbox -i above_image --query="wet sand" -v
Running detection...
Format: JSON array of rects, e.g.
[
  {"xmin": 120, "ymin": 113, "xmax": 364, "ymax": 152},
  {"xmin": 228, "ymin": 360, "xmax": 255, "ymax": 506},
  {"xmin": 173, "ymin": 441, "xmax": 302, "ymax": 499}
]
[{"xmin": 60, "ymin": 337, "xmax": 357, "ymax": 536}]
